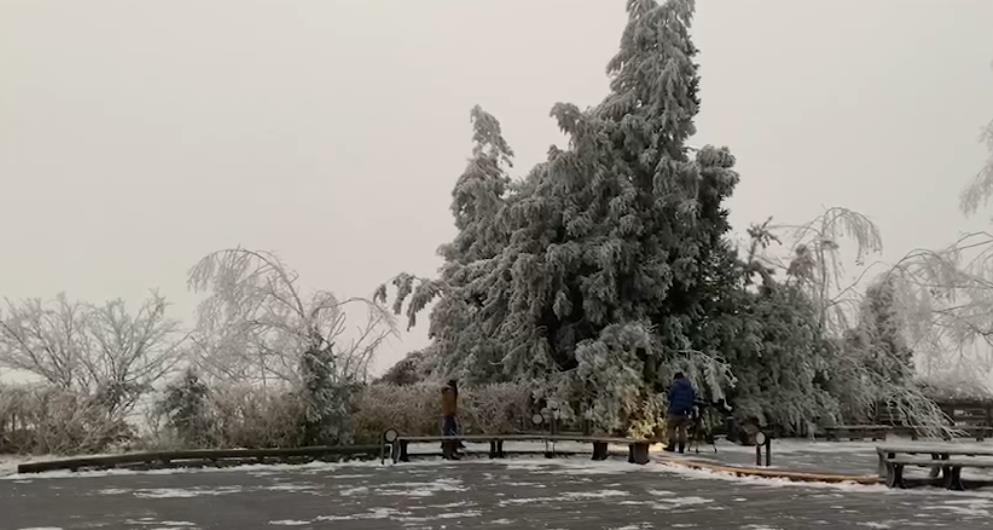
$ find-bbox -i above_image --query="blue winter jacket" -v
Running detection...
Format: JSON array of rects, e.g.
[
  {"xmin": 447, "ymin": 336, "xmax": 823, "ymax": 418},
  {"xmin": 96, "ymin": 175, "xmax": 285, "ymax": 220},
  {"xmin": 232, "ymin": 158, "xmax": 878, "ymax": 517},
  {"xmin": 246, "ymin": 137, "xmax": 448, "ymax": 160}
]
[{"xmin": 668, "ymin": 378, "xmax": 696, "ymax": 416}]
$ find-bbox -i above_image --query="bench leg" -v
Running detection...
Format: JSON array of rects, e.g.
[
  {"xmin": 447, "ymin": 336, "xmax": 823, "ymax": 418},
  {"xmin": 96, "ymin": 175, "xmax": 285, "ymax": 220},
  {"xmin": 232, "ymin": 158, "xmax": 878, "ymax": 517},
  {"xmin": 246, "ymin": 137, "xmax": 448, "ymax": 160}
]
[
  {"xmin": 630, "ymin": 443, "xmax": 649, "ymax": 465},
  {"xmin": 928, "ymin": 454, "xmax": 950, "ymax": 480},
  {"xmin": 885, "ymin": 463, "xmax": 904, "ymax": 489},
  {"xmin": 945, "ymin": 466, "xmax": 965, "ymax": 491},
  {"xmin": 399, "ymin": 440, "xmax": 410, "ymax": 463},
  {"xmin": 592, "ymin": 441, "xmax": 608, "ymax": 461},
  {"xmin": 489, "ymin": 440, "xmax": 497, "ymax": 459}
]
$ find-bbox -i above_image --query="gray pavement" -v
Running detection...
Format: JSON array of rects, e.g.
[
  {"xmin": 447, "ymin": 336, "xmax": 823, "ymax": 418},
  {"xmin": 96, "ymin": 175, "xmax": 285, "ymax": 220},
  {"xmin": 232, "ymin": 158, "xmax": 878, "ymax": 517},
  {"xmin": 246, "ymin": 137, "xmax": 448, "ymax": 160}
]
[{"xmin": 4, "ymin": 454, "xmax": 993, "ymax": 529}]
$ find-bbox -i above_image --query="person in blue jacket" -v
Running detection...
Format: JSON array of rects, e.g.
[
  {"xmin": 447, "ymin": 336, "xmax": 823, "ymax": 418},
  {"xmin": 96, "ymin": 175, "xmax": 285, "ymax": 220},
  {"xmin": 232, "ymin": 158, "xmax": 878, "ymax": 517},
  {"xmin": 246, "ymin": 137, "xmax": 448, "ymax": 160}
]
[{"xmin": 665, "ymin": 372, "xmax": 696, "ymax": 454}]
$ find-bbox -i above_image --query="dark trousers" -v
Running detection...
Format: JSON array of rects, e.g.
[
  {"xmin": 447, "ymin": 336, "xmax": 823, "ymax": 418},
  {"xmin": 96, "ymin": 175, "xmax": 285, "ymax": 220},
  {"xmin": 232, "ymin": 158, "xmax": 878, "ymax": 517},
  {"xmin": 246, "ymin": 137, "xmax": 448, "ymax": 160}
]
[
  {"xmin": 442, "ymin": 415, "xmax": 458, "ymax": 436},
  {"xmin": 667, "ymin": 412, "xmax": 690, "ymax": 448}
]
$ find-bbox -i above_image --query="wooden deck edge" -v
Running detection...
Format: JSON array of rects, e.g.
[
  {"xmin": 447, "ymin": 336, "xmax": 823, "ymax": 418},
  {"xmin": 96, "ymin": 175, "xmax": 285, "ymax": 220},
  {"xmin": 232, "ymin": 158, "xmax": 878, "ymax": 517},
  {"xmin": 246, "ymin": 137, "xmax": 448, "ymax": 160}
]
[
  {"xmin": 659, "ymin": 457, "xmax": 882, "ymax": 485},
  {"xmin": 16, "ymin": 445, "xmax": 383, "ymax": 474}
]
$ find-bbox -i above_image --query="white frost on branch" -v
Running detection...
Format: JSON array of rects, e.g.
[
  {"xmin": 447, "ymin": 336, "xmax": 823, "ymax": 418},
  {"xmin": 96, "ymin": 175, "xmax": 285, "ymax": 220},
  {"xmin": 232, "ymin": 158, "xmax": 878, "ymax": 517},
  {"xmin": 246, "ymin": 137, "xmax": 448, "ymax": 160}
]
[
  {"xmin": 758, "ymin": 207, "xmax": 884, "ymax": 337},
  {"xmin": 187, "ymin": 248, "xmax": 396, "ymax": 387},
  {"xmin": 0, "ymin": 292, "xmax": 186, "ymax": 416},
  {"xmin": 960, "ymin": 119, "xmax": 993, "ymax": 216}
]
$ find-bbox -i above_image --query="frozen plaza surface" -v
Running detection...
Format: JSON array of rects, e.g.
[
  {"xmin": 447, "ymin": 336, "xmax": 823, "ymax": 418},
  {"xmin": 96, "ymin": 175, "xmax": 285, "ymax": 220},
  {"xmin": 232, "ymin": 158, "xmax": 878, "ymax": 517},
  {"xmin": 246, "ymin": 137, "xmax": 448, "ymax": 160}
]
[{"xmin": 6, "ymin": 440, "xmax": 993, "ymax": 529}]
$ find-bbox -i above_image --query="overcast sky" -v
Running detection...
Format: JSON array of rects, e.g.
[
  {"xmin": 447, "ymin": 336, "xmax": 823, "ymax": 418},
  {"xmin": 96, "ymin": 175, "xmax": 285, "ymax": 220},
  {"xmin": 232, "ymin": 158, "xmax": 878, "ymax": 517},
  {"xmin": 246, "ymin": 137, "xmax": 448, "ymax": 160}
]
[{"xmin": 2, "ymin": 1, "xmax": 992, "ymax": 375}]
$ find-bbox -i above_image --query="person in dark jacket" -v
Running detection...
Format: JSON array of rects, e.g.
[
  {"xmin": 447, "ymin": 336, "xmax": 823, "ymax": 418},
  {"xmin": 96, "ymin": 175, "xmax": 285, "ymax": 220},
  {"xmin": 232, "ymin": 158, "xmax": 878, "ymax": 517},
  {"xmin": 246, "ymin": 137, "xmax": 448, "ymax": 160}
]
[
  {"xmin": 441, "ymin": 380, "xmax": 460, "ymax": 459},
  {"xmin": 665, "ymin": 372, "xmax": 696, "ymax": 454},
  {"xmin": 441, "ymin": 379, "xmax": 459, "ymax": 436}
]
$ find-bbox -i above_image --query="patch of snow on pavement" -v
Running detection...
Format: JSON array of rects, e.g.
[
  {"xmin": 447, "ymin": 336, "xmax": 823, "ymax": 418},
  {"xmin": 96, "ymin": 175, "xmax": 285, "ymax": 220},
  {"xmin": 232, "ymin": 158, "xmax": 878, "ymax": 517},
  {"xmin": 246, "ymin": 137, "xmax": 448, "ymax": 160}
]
[
  {"xmin": 315, "ymin": 507, "xmax": 411, "ymax": 521},
  {"xmin": 647, "ymin": 489, "xmax": 676, "ymax": 496},
  {"xmin": 498, "ymin": 496, "xmax": 560, "ymax": 506},
  {"xmin": 264, "ymin": 483, "xmax": 319, "ymax": 492},
  {"xmin": 373, "ymin": 478, "xmax": 466, "ymax": 497},
  {"xmin": 505, "ymin": 481, "xmax": 546, "ymax": 488},
  {"xmin": 269, "ymin": 521, "xmax": 310, "ymax": 526},
  {"xmin": 652, "ymin": 496, "xmax": 714, "ymax": 510},
  {"xmin": 132, "ymin": 486, "xmax": 243, "ymax": 498},
  {"xmin": 123, "ymin": 521, "xmax": 195, "ymax": 527},
  {"xmin": 923, "ymin": 498, "xmax": 993, "ymax": 518},
  {"xmin": 425, "ymin": 501, "xmax": 472, "ymax": 509},
  {"xmin": 339, "ymin": 486, "xmax": 369, "ymax": 496},
  {"xmin": 560, "ymin": 490, "xmax": 629, "ymax": 499},
  {"xmin": 396, "ymin": 510, "xmax": 482, "ymax": 523}
]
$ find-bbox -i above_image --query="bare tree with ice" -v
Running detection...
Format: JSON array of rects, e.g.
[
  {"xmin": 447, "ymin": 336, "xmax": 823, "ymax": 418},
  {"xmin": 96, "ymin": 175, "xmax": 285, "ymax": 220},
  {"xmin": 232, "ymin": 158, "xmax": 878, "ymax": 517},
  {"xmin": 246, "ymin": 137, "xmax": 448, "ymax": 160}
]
[{"xmin": 187, "ymin": 247, "xmax": 396, "ymax": 444}]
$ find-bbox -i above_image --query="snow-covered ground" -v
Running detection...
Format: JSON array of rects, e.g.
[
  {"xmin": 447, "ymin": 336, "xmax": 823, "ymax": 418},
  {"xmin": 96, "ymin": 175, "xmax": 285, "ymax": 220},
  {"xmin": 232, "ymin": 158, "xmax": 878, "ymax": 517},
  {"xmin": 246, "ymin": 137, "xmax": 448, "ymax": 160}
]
[
  {"xmin": 7, "ymin": 439, "xmax": 993, "ymax": 528},
  {"xmin": 7, "ymin": 452, "xmax": 993, "ymax": 528}
]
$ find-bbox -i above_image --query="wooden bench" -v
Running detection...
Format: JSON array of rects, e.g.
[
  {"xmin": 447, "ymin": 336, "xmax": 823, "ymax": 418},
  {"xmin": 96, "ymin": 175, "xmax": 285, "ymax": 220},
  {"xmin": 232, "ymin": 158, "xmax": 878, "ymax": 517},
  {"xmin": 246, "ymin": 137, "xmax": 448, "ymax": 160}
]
[
  {"xmin": 391, "ymin": 434, "xmax": 660, "ymax": 465},
  {"xmin": 883, "ymin": 456, "xmax": 993, "ymax": 490},
  {"xmin": 824, "ymin": 425, "xmax": 891, "ymax": 441},
  {"xmin": 877, "ymin": 444, "xmax": 993, "ymax": 490},
  {"xmin": 580, "ymin": 436, "xmax": 659, "ymax": 465},
  {"xmin": 954, "ymin": 425, "xmax": 993, "ymax": 442},
  {"xmin": 391, "ymin": 434, "xmax": 547, "ymax": 462},
  {"xmin": 891, "ymin": 425, "xmax": 993, "ymax": 442}
]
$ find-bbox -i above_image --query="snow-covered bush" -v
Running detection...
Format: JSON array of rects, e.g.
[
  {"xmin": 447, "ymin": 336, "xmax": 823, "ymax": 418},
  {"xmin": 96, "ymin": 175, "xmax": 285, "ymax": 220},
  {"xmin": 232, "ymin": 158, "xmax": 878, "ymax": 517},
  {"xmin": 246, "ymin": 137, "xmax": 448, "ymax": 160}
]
[
  {"xmin": 352, "ymin": 383, "xmax": 532, "ymax": 442},
  {"xmin": 352, "ymin": 384, "xmax": 438, "ymax": 443},
  {"xmin": 0, "ymin": 385, "xmax": 133, "ymax": 454},
  {"xmin": 206, "ymin": 385, "xmax": 305, "ymax": 449},
  {"xmin": 459, "ymin": 383, "xmax": 532, "ymax": 436}
]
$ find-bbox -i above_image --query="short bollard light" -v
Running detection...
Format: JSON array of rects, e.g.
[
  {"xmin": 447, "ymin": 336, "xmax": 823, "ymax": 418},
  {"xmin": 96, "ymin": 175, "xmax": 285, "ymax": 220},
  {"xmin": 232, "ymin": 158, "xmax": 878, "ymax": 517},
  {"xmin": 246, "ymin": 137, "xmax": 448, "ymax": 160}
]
[
  {"xmin": 532, "ymin": 413, "xmax": 544, "ymax": 427},
  {"xmin": 382, "ymin": 429, "xmax": 400, "ymax": 464},
  {"xmin": 384, "ymin": 429, "xmax": 399, "ymax": 444},
  {"xmin": 754, "ymin": 432, "xmax": 771, "ymax": 467}
]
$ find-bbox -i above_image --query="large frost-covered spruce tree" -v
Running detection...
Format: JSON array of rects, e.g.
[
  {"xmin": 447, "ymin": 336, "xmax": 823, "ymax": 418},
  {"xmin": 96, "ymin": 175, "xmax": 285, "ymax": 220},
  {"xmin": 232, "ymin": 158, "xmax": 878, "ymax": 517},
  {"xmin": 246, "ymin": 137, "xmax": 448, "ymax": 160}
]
[
  {"xmin": 383, "ymin": 0, "xmax": 936, "ymax": 436},
  {"xmin": 382, "ymin": 0, "xmax": 741, "ymax": 434}
]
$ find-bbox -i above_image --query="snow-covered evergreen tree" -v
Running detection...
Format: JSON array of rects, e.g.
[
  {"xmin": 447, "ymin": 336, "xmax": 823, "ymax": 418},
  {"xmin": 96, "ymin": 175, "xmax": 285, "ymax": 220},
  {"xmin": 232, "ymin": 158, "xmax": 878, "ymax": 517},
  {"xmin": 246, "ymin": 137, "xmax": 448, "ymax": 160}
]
[
  {"xmin": 847, "ymin": 277, "xmax": 914, "ymax": 384},
  {"xmin": 299, "ymin": 335, "xmax": 353, "ymax": 445},
  {"xmin": 159, "ymin": 368, "xmax": 212, "ymax": 448},
  {"xmin": 382, "ymin": 0, "xmax": 943, "ymax": 435},
  {"xmin": 385, "ymin": 0, "xmax": 740, "ymax": 433}
]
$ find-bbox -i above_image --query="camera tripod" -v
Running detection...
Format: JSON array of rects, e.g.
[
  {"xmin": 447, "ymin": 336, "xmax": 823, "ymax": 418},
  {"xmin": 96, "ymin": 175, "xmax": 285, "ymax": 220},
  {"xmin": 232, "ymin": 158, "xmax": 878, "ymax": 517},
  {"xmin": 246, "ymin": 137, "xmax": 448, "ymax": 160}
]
[{"xmin": 686, "ymin": 407, "xmax": 719, "ymax": 454}]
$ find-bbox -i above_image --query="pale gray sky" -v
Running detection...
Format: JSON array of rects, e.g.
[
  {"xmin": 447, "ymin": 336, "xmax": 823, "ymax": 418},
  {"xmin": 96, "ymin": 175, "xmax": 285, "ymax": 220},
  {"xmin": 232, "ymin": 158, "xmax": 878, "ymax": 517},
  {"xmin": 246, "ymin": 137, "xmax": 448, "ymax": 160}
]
[{"xmin": 2, "ymin": 1, "xmax": 991, "ymax": 375}]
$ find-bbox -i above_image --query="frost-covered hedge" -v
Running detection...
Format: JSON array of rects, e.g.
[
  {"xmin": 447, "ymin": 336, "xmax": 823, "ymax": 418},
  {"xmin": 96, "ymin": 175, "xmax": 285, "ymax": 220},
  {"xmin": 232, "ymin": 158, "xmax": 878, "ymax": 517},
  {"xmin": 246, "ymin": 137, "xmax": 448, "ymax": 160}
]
[
  {"xmin": 145, "ymin": 381, "xmax": 534, "ymax": 450},
  {"xmin": 0, "ymin": 385, "xmax": 133, "ymax": 454},
  {"xmin": 352, "ymin": 383, "xmax": 532, "ymax": 443},
  {"xmin": 204, "ymin": 385, "xmax": 307, "ymax": 449}
]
